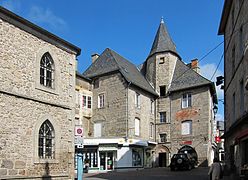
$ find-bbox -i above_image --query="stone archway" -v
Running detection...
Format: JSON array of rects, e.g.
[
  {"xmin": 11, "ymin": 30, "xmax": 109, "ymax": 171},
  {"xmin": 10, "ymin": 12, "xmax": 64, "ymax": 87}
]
[{"xmin": 155, "ymin": 144, "xmax": 171, "ymax": 167}]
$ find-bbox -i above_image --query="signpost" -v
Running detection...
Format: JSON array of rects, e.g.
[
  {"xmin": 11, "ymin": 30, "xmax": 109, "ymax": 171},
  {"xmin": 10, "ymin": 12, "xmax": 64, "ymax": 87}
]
[{"xmin": 75, "ymin": 127, "xmax": 84, "ymax": 180}]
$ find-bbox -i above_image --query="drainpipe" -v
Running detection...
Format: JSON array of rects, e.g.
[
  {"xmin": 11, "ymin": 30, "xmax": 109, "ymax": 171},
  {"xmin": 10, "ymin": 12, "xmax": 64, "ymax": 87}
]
[{"xmin": 126, "ymin": 81, "xmax": 131, "ymax": 138}]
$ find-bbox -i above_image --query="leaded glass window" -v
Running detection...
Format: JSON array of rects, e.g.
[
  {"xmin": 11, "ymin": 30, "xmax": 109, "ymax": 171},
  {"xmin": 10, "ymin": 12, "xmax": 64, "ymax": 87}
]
[
  {"xmin": 39, "ymin": 120, "xmax": 55, "ymax": 159},
  {"xmin": 40, "ymin": 53, "xmax": 54, "ymax": 88}
]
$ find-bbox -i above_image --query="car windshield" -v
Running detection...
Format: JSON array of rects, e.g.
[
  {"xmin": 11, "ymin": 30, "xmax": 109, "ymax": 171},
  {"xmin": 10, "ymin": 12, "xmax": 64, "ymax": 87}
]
[{"xmin": 173, "ymin": 154, "xmax": 187, "ymax": 159}]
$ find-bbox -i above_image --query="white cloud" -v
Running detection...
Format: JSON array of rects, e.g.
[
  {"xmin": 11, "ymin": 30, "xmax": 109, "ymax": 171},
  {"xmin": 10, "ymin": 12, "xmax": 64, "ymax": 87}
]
[
  {"xmin": 28, "ymin": 6, "xmax": 67, "ymax": 30},
  {"xmin": 1, "ymin": 0, "xmax": 21, "ymax": 12},
  {"xmin": 200, "ymin": 63, "xmax": 224, "ymax": 100},
  {"xmin": 215, "ymin": 113, "xmax": 224, "ymax": 121}
]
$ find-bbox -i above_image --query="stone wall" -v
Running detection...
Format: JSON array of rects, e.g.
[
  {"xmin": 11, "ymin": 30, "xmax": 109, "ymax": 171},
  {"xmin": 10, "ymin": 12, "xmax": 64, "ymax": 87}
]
[
  {"xmin": 0, "ymin": 17, "xmax": 76, "ymax": 179},
  {"xmin": 128, "ymin": 86, "xmax": 156, "ymax": 141},
  {"xmin": 170, "ymin": 86, "xmax": 211, "ymax": 166},
  {"xmin": 91, "ymin": 73, "xmax": 127, "ymax": 137}
]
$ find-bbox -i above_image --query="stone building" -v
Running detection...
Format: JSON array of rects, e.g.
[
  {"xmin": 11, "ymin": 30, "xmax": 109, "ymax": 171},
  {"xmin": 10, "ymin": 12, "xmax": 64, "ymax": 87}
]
[
  {"xmin": 0, "ymin": 7, "xmax": 80, "ymax": 179},
  {"xmin": 81, "ymin": 48, "xmax": 158, "ymax": 171},
  {"xmin": 218, "ymin": 0, "xmax": 248, "ymax": 178},
  {"xmin": 79, "ymin": 19, "xmax": 217, "ymax": 171},
  {"xmin": 140, "ymin": 19, "xmax": 217, "ymax": 167}
]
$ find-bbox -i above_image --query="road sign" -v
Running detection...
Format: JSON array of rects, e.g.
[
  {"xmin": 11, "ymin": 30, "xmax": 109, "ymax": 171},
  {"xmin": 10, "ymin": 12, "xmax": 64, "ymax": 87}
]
[{"xmin": 75, "ymin": 127, "xmax": 83, "ymax": 136}]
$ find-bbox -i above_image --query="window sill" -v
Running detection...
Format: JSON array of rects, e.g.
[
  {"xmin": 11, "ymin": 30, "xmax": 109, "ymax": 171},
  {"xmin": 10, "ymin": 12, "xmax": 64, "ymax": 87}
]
[
  {"xmin": 181, "ymin": 106, "xmax": 192, "ymax": 109},
  {"xmin": 157, "ymin": 122, "xmax": 171, "ymax": 125},
  {"xmin": 35, "ymin": 84, "xmax": 59, "ymax": 95},
  {"xmin": 34, "ymin": 158, "xmax": 59, "ymax": 164}
]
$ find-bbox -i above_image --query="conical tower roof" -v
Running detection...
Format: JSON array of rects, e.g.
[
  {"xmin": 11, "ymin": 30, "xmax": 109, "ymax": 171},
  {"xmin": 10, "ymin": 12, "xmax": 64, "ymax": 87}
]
[{"xmin": 149, "ymin": 18, "xmax": 180, "ymax": 58}]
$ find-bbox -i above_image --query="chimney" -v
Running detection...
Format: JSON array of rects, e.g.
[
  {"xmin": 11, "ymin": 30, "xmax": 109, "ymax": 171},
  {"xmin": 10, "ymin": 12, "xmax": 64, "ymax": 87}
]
[
  {"xmin": 190, "ymin": 59, "xmax": 200, "ymax": 73},
  {"xmin": 91, "ymin": 53, "xmax": 99, "ymax": 63}
]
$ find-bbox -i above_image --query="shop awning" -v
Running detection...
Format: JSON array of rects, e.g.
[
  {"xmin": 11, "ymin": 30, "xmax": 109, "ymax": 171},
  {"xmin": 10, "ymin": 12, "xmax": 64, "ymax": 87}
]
[{"xmin": 235, "ymin": 129, "xmax": 248, "ymax": 142}]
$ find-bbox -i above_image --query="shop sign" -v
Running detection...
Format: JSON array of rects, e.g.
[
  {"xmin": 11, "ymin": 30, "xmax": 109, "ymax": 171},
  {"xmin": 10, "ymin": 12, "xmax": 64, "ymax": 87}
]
[
  {"xmin": 99, "ymin": 145, "xmax": 118, "ymax": 151},
  {"xmin": 181, "ymin": 141, "xmax": 192, "ymax": 145}
]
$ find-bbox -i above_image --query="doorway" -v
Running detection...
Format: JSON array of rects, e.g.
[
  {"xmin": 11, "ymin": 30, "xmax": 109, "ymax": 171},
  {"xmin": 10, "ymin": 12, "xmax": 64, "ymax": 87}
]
[
  {"xmin": 159, "ymin": 152, "xmax": 167, "ymax": 167},
  {"xmin": 99, "ymin": 152, "xmax": 114, "ymax": 170}
]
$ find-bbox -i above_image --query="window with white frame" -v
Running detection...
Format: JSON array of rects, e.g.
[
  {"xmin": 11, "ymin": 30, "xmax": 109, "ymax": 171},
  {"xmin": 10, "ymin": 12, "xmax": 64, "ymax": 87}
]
[
  {"xmin": 135, "ymin": 118, "xmax": 140, "ymax": 136},
  {"xmin": 88, "ymin": 96, "xmax": 92, "ymax": 109},
  {"xmin": 94, "ymin": 123, "xmax": 102, "ymax": 137},
  {"xmin": 98, "ymin": 94, "xmax": 105, "ymax": 108},
  {"xmin": 40, "ymin": 52, "xmax": 54, "ymax": 88},
  {"xmin": 82, "ymin": 95, "xmax": 92, "ymax": 109},
  {"xmin": 159, "ymin": 112, "xmax": 166, "ymax": 123},
  {"xmin": 135, "ymin": 92, "xmax": 141, "ymax": 108},
  {"xmin": 38, "ymin": 120, "xmax": 55, "ymax": 159},
  {"xmin": 149, "ymin": 122, "xmax": 154, "ymax": 138},
  {"xmin": 182, "ymin": 93, "xmax": 192, "ymax": 108},
  {"xmin": 181, "ymin": 120, "xmax": 192, "ymax": 135}
]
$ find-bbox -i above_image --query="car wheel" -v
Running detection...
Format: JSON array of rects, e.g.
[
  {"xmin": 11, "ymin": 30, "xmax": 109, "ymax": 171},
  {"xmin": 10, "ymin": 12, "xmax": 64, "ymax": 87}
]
[
  {"xmin": 177, "ymin": 158, "xmax": 183, "ymax": 164},
  {"xmin": 188, "ymin": 164, "xmax": 192, "ymax": 170}
]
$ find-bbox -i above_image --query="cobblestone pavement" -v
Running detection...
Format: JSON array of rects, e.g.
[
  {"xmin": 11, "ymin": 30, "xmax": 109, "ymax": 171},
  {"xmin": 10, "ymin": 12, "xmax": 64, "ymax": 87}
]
[
  {"xmin": 82, "ymin": 167, "xmax": 211, "ymax": 180},
  {"xmin": 81, "ymin": 167, "xmax": 236, "ymax": 180}
]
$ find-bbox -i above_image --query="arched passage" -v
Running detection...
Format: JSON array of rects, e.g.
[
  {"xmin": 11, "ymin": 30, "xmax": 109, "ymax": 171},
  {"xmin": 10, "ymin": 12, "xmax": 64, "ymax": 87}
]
[{"xmin": 155, "ymin": 144, "xmax": 170, "ymax": 167}]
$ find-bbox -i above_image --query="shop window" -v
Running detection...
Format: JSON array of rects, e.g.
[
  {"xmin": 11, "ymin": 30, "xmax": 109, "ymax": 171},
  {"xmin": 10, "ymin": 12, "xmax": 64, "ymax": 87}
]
[{"xmin": 132, "ymin": 149, "xmax": 142, "ymax": 166}]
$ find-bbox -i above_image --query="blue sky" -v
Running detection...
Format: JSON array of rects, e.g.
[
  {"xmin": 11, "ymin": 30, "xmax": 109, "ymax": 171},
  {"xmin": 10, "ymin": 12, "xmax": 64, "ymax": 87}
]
[{"xmin": 0, "ymin": 0, "xmax": 225, "ymax": 120}]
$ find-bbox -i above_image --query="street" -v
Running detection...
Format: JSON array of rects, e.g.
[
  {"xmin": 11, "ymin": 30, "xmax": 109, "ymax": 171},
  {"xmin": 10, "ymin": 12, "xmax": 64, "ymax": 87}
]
[{"xmin": 83, "ymin": 167, "xmax": 211, "ymax": 180}]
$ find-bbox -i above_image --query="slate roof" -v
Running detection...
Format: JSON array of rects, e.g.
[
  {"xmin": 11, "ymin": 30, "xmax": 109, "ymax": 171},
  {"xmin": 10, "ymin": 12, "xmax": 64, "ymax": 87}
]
[
  {"xmin": 83, "ymin": 48, "xmax": 158, "ymax": 96},
  {"xmin": 148, "ymin": 19, "xmax": 180, "ymax": 59},
  {"xmin": 169, "ymin": 59, "xmax": 215, "ymax": 94}
]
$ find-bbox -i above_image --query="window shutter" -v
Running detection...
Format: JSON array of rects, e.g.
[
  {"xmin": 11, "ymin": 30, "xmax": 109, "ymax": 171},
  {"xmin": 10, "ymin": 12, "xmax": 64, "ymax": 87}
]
[
  {"xmin": 135, "ymin": 118, "xmax": 140, "ymax": 136},
  {"xmin": 94, "ymin": 123, "xmax": 102, "ymax": 137}
]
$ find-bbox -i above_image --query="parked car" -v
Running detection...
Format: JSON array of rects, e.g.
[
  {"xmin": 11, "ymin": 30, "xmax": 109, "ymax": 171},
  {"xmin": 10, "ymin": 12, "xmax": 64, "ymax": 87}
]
[{"xmin": 170, "ymin": 153, "xmax": 196, "ymax": 171}]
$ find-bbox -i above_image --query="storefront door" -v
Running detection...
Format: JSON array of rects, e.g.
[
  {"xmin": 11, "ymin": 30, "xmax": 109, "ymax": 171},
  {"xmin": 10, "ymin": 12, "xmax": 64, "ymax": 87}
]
[{"xmin": 99, "ymin": 152, "xmax": 114, "ymax": 170}]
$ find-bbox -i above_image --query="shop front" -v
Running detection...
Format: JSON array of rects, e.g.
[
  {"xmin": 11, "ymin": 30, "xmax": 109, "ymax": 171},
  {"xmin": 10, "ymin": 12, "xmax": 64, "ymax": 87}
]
[
  {"xmin": 98, "ymin": 145, "xmax": 118, "ymax": 170},
  {"xmin": 76, "ymin": 138, "xmax": 156, "ymax": 172}
]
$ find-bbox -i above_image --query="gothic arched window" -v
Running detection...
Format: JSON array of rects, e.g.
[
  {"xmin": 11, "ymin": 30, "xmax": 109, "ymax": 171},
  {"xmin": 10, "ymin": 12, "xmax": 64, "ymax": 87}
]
[
  {"xmin": 40, "ymin": 52, "xmax": 54, "ymax": 88},
  {"xmin": 39, "ymin": 120, "xmax": 55, "ymax": 159}
]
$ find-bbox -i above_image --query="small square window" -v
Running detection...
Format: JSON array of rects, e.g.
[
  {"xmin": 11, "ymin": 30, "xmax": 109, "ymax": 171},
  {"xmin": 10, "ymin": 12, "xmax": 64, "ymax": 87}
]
[
  {"xmin": 159, "ymin": 57, "xmax": 165, "ymax": 64},
  {"xmin": 94, "ymin": 79, "xmax": 99, "ymax": 89},
  {"xmin": 159, "ymin": 112, "xmax": 167, "ymax": 123},
  {"xmin": 160, "ymin": 86, "xmax": 166, "ymax": 97},
  {"xmin": 160, "ymin": 134, "xmax": 167, "ymax": 143}
]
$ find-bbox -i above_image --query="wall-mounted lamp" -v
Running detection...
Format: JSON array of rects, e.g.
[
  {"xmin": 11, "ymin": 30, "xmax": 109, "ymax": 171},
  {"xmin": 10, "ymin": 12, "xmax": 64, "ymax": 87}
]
[{"xmin": 213, "ymin": 105, "xmax": 218, "ymax": 115}]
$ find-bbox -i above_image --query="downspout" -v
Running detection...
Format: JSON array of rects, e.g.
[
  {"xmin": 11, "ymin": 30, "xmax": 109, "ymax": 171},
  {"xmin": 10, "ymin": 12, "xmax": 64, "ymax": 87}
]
[{"xmin": 126, "ymin": 81, "xmax": 131, "ymax": 138}]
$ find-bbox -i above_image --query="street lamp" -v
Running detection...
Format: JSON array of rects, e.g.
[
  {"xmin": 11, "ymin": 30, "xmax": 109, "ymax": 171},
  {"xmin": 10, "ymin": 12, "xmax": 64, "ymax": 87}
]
[{"xmin": 213, "ymin": 105, "xmax": 218, "ymax": 115}]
